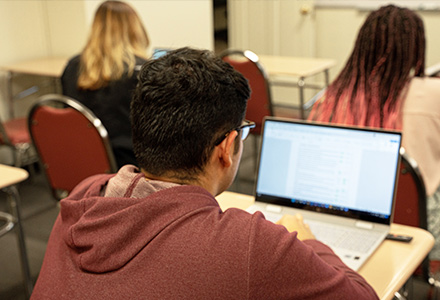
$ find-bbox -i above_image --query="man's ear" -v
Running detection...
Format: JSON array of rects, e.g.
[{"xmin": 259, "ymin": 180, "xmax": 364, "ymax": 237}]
[{"xmin": 217, "ymin": 131, "xmax": 238, "ymax": 167}]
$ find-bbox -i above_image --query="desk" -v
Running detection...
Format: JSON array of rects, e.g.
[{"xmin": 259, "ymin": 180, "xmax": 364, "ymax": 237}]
[
  {"xmin": 0, "ymin": 55, "xmax": 333, "ymax": 120},
  {"xmin": 216, "ymin": 191, "xmax": 434, "ymax": 300},
  {"xmin": 1, "ymin": 57, "xmax": 68, "ymax": 118},
  {"xmin": 0, "ymin": 164, "xmax": 32, "ymax": 297},
  {"xmin": 258, "ymin": 55, "xmax": 336, "ymax": 119}
]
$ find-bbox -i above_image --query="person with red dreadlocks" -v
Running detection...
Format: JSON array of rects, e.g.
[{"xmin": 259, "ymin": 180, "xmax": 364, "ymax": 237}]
[{"xmin": 309, "ymin": 4, "xmax": 440, "ymax": 264}]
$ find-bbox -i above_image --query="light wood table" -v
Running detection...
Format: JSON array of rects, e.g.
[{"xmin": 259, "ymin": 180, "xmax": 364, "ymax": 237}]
[
  {"xmin": 258, "ymin": 55, "xmax": 336, "ymax": 119},
  {"xmin": 0, "ymin": 164, "xmax": 32, "ymax": 297},
  {"xmin": 1, "ymin": 57, "xmax": 68, "ymax": 118},
  {"xmin": 216, "ymin": 191, "xmax": 434, "ymax": 300},
  {"xmin": 1, "ymin": 57, "xmax": 68, "ymax": 78},
  {"xmin": 0, "ymin": 55, "xmax": 335, "ymax": 120}
]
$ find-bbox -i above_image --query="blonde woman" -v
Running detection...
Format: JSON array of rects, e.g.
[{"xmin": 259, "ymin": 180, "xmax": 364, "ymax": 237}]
[{"xmin": 61, "ymin": 0, "xmax": 150, "ymax": 169}]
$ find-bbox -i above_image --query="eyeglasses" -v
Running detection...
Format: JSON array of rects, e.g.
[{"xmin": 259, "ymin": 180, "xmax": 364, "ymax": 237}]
[{"xmin": 214, "ymin": 120, "xmax": 256, "ymax": 146}]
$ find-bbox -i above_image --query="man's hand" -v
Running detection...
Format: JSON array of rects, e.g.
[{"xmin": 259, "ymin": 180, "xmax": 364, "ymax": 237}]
[{"xmin": 276, "ymin": 214, "xmax": 316, "ymax": 241}]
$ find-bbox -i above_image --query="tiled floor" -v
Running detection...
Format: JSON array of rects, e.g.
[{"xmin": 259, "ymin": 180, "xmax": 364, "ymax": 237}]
[{"xmin": 0, "ymin": 136, "xmax": 435, "ymax": 299}]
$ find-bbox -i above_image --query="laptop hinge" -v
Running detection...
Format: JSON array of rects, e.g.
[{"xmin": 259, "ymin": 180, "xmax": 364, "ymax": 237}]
[{"xmin": 355, "ymin": 221, "xmax": 374, "ymax": 230}]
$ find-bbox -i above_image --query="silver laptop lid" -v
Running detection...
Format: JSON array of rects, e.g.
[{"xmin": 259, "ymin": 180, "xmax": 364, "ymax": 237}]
[{"xmin": 254, "ymin": 117, "xmax": 402, "ymax": 225}]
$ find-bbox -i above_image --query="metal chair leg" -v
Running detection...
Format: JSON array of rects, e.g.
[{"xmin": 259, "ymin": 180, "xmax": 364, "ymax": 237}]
[
  {"xmin": 0, "ymin": 211, "xmax": 14, "ymax": 236},
  {"xmin": 4, "ymin": 185, "xmax": 33, "ymax": 298}
]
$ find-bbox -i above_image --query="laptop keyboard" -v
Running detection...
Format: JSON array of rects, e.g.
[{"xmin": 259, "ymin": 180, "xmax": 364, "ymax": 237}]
[
  {"xmin": 246, "ymin": 206, "xmax": 382, "ymax": 254},
  {"xmin": 304, "ymin": 220, "xmax": 382, "ymax": 254}
]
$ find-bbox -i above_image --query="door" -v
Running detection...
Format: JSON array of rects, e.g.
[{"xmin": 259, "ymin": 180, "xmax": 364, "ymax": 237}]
[
  {"xmin": 227, "ymin": 0, "xmax": 318, "ymax": 111},
  {"xmin": 227, "ymin": 0, "xmax": 315, "ymax": 57}
]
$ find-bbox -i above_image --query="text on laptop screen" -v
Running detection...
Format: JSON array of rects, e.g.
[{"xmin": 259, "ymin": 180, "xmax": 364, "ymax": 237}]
[{"xmin": 255, "ymin": 119, "xmax": 401, "ymax": 223}]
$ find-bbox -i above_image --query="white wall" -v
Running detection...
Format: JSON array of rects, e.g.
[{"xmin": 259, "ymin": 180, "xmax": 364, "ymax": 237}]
[
  {"xmin": 228, "ymin": 0, "xmax": 315, "ymax": 57},
  {"xmin": 127, "ymin": 0, "xmax": 213, "ymax": 51},
  {"xmin": 0, "ymin": 0, "xmax": 214, "ymax": 122},
  {"xmin": 0, "ymin": 1, "xmax": 48, "ymax": 65},
  {"xmin": 228, "ymin": 2, "xmax": 440, "ymax": 108},
  {"xmin": 229, "ymin": 3, "xmax": 440, "ymax": 81},
  {"xmin": 82, "ymin": 0, "xmax": 214, "ymax": 53},
  {"xmin": 3, "ymin": 1, "xmax": 438, "ymax": 120},
  {"xmin": 419, "ymin": 10, "xmax": 440, "ymax": 69},
  {"xmin": 45, "ymin": 0, "xmax": 88, "ymax": 57},
  {"xmin": 0, "ymin": 1, "xmax": 49, "ymax": 121}
]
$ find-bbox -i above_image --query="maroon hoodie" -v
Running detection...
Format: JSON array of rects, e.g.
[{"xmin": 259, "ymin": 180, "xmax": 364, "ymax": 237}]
[{"xmin": 31, "ymin": 165, "xmax": 378, "ymax": 299}]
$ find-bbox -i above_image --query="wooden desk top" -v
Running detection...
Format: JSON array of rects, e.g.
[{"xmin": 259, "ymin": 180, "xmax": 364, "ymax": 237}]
[
  {"xmin": 0, "ymin": 164, "xmax": 29, "ymax": 189},
  {"xmin": 1, "ymin": 57, "xmax": 68, "ymax": 78},
  {"xmin": 0, "ymin": 55, "xmax": 336, "ymax": 81},
  {"xmin": 216, "ymin": 191, "xmax": 434, "ymax": 300},
  {"xmin": 258, "ymin": 55, "xmax": 336, "ymax": 78}
]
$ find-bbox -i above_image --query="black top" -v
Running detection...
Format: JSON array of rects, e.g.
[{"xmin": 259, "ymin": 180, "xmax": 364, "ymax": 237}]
[{"xmin": 61, "ymin": 55, "xmax": 146, "ymax": 169}]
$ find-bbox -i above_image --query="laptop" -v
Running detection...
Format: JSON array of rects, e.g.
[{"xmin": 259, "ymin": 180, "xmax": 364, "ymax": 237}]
[
  {"xmin": 247, "ymin": 117, "xmax": 402, "ymax": 270},
  {"xmin": 152, "ymin": 48, "xmax": 172, "ymax": 59}
]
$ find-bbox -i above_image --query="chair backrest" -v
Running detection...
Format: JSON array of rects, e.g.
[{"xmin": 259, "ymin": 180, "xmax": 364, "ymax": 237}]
[
  {"xmin": 220, "ymin": 49, "xmax": 273, "ymax": 135},
  {"xmin": 28, "ymin": 94, "xmax": 117, "ymax": 200},
  {"xmin": 426, "ymin": 62, "xmax": 440, "ymax": 77},
  {"xmin": 394, "ymin": 148, "xmax": 427, "ymax": 229},
  {"xmin": 394, "ymin": 148, "xmax": 429, "ymax": 281}
]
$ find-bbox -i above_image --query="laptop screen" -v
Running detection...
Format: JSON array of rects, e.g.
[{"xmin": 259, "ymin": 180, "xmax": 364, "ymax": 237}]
[{"xmin": 255, "ymin": 117, "xmax": 402, "ymax": 225}]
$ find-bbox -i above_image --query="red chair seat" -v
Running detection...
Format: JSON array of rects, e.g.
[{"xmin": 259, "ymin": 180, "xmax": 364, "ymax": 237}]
[{"xmin": 2, "ymin": 117, "xmax": 31, "ymax": 144}]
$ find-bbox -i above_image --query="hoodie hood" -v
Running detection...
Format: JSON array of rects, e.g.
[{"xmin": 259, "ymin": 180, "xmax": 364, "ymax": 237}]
[{"xmin": 59, "ymin": 165, "xmax": 217, "ymax": 273}]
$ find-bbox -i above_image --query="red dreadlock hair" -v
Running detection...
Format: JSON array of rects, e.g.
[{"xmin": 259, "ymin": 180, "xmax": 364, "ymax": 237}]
[{"xmin": 308, "ymin": 5, "xmax": 425, "ymax": 129}]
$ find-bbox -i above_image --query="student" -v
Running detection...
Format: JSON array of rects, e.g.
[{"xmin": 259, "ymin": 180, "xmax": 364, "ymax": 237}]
[
  {"xmin": 308, "ymin": 4, "xmax": 425, "ymax": 129},
  {"xmin": 401, "ymin": 77, "xmax": 440, "ymax": 262},
  {"xmin": 61, "ymin": 0, "xmax": 150, "ymax": 169},
  {"xmin": 31, "ymin": 47, "xmax": 378, "ymax": 299},
  {"xmin": 308, "ymin": 5, "xmax": 440, "ymax": 261}
]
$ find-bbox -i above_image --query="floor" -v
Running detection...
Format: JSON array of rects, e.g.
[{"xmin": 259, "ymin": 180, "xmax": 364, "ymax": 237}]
[
  {"xmin": 0, "ymin": 136, "xmax": 435, "ymax": 299},
  {"xmin": 0, "ymin": 169, "xmax": 58, "ymax": 300}
]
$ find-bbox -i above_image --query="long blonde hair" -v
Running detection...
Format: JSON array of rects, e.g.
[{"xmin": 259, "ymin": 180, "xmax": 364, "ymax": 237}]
[{"xmin": 78, "ymin": 0, "xmax": 150, "ymax": 90}]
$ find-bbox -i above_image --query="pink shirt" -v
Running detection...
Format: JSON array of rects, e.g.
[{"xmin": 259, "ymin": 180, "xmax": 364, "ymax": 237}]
[{"xmin": 402, "ymin": 77, "xmax": 440, "ymax": 196}]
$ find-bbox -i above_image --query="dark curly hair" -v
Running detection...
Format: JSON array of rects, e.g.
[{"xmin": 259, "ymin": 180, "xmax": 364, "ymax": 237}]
[{"xmin": 131, "ymin": 47, "xmax": 250, "ymax": 181}]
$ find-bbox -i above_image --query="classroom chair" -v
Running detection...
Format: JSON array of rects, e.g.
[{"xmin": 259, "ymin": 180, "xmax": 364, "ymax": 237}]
[
  {"xmin": 394, "ymin": 148, "xmax": 440, "ymax": 298},
  {"xmin": 426, "ymin": 62, "xmax": 440, "ymax": 77},
  {"xmin": 28, "ymin": 94, "xmax": 117, "ymax": 200},
  {"xmin": 220, "ymin": 49, "xmax": 301, "ymax": 168},
  {"xmin": 0, "ymin": 116, "xmax": 38, "ymax": 169},
  {"xmin": 220, "ymin": 49, "xmax": 273, "ymax": 169},
  {"xmin": 395, "ymin": 149, "xmax": 428, "ymax": 277},
  {"xmin": 220, "ymin": 49, "xmax": 274, "ymax": 135}
]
